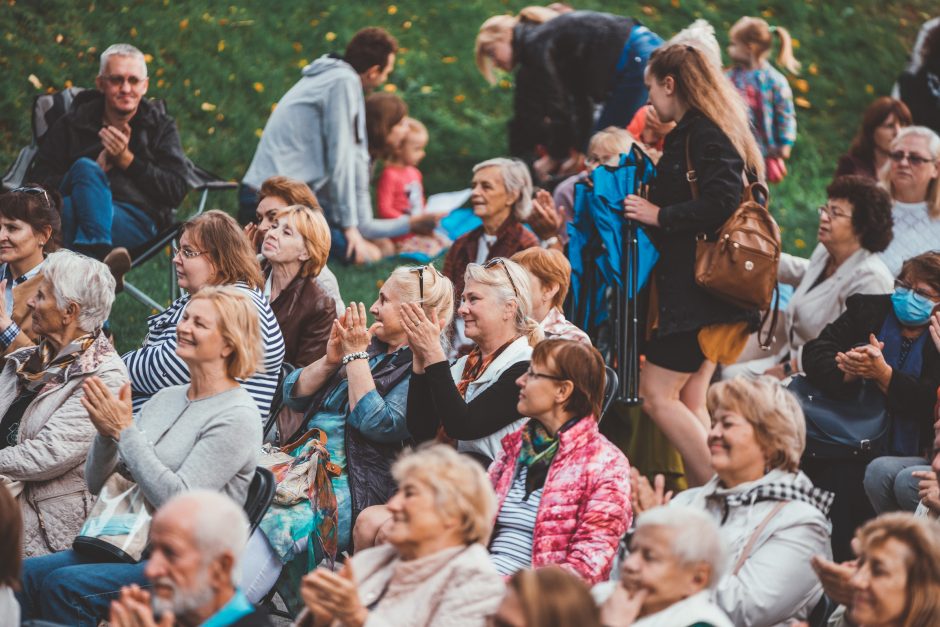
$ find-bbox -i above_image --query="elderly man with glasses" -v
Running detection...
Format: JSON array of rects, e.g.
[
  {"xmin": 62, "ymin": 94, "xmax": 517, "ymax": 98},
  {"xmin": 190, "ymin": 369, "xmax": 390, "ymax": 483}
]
[{"xmin": 30, "ymin": 43, "xmax": 189, "ymax": 286}]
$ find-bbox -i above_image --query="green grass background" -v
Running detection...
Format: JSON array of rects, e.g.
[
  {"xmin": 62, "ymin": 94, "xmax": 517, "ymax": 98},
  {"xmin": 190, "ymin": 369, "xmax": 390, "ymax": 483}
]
[{"xmin": 1, "ymin": 0, "xmax": 934, "ymax": 352}]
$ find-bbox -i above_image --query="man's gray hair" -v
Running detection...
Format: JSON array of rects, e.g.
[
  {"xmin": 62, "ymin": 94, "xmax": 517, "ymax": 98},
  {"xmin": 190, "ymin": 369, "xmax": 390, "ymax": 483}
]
[
  {"xmin": 473, "ymin": 157, "xmax": 533, "ymax": 220},
  {"xmin": 99, "ymin": 43, "xmax": 148, "ymax": 77},
  {"xmin": 160, "ymin": 490, "xmax": 249, "ymax": 584},
  {"xmin": 42, "ymin": 250, "xmax": 115, "ymax": 332},
  {"xmin": 636, "ymin": 505, "xmax": 727, "ymax": 590}
]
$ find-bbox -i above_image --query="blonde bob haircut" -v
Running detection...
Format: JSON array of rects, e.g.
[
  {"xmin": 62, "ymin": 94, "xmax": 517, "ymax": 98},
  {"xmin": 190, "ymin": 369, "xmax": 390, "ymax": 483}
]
[
  {"xmin": 646, "ymin": 44, "xmax": 765, "ymax": 180},
  {"xmin": 392, "ymin": 443, "xmax": 497, "ymax": 545},
  {"xmin": 512, "ymin": 246, "xmax": 573, "ymax": 311},
  {"xmin": 588, "ymin": 126, "xmax": 635, "ymax": 162},
  {"xmin": 475, "ymin": 6, "xmax": 558, "ymax": 84},
  {"xmin": 387, "ymin": 263, "xmax": 455, "ymax": 327},
  {"xmin": 706, "ymin": 376, "xmax": 805, "ymax": 472},
  {"xmin": 273, "ymin": 205, "xmax": 331, "ymax": 278},
  {"xmin": 880, "ymin": 126, "xmax": 940, "ymax": 218},
  {"xmin": 851, "ymin": 513, "xmax": 940, "ymax": 627},
  {"xmin": 464, "ymin": 258, "xmax": 543, "ymax": 347},
  {"xmin": 186, "ymin": 286, "xmax": 263, "ymax": 380}
]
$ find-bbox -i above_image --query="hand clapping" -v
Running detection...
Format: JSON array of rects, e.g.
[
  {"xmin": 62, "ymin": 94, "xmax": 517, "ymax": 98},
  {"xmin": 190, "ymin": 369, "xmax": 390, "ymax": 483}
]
[
  {"xmin": 399, "ymin": 302, "xmax": 445, "ymax": 371},
  {"xmin": 835, "ymin": 333, "xmax": 890, "ymax": 382},
  {"xmin": 299, "ymin": 564, "xmax": 368, "ymax": 627},
  {"xmin": 80, "ymin": 378, "xmax": 134, "ymax": 440},
  {"xmin": 336, "ymin": 302, "xmax": 379, "ymax": 356}
]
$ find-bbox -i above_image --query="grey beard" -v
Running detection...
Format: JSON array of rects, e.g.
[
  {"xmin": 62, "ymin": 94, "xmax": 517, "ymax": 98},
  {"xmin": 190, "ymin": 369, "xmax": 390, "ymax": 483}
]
[{"xmin": 151, "ymin": 573, "xmax": 216, "ymax": 624}]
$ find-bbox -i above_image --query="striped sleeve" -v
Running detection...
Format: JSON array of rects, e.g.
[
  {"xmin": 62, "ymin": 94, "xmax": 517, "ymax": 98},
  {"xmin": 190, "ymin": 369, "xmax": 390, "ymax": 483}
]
[
  {"xmin": 122, "ymin": 296, "xmax": 192, "ymax": 414},
  {"xmin": 235, "ymin": 284, "xmax": 285, "ymax": 420}
]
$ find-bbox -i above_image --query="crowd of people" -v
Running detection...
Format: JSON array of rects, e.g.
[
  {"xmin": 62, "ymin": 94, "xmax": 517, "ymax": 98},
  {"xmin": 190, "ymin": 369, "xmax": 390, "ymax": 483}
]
[{"xmin": 1, "ymin": 5, "xmax": 940, "ymax": 627}]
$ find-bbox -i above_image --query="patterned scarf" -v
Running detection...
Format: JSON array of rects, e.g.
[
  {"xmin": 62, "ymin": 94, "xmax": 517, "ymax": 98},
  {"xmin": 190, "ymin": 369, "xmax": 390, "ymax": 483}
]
[
  {"xmin": 13, "ymin": 332, "xmax": 97, "ymax": 393},
  {"xmin": 455, "ymin": 337, "xmax": 516, "ymax": 398},
  {"xmin": 517, "ymin": 416, "xmax": 583, "ymax": 498}
]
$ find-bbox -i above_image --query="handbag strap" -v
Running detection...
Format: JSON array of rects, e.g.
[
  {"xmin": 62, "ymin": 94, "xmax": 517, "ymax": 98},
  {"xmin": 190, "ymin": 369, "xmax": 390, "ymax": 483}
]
[
  {"xmin": 685, "ymin": 136, "xmax": 700, "ymax": 200},
  {"xmin": 757, "ymin": 284, "xmax": 781, "ymax": 351},
  {"xmin": 732, "ymin": 500, "xmax": 788, "ymax": 575}
]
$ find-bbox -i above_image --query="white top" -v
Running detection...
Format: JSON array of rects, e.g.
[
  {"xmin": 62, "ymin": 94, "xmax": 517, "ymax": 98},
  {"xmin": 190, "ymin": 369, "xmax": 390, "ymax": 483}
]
[
  {"xmin": 877, "ymin": 200, "xmax": 940, "ymax": 276},
  {"xmin": 474, "ymin": 233, "xmax": 498, "ymax": 265},
  {"xmin": 489, "ymin": 466, "xmax": 542, "ymax": 576},
  {"xmin": 0, "ymin": 586, "xmax": 20, "ymax": 626}
]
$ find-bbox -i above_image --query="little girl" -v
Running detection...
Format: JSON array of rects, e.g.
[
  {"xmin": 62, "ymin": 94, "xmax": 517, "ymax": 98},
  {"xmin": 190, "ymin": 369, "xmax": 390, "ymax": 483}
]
[
  {"xmin": 376, "ymin": 118, "xmax": 450, "ymax": 258},
  {"xmin": 726, "ymin": 16, "xmax": 800, "ymax": 183}
]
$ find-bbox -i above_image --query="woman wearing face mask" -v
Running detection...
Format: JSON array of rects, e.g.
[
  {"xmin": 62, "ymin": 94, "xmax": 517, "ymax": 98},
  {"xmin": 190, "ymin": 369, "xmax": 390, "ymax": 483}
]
[{"xmin": 801, "ymin": 251, "xmax": 940, "ymax": 560}]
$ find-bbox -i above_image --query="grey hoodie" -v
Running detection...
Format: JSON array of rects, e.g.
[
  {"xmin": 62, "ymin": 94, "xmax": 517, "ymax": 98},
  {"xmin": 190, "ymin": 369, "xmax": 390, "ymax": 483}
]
[{"xmin": 243, "ymin": 55, "xmax": 409, "ymax": 239}]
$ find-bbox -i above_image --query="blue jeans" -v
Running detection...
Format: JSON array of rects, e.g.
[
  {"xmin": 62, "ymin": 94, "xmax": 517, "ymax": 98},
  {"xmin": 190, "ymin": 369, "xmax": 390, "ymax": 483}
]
[
  {"xmin": 60, "ymin": 157, "xmax": 157, "ymax": 251},
  {"xmin": 863, "ymin": 456, "xmax": 931, "ymax": 513},
  {"xmin": 594, "ymin": 25, "xmax": 664, "ymax": 133},
  {"xmin": 18, "ymin": 549, "xmax": 149, "ymax": 627}
]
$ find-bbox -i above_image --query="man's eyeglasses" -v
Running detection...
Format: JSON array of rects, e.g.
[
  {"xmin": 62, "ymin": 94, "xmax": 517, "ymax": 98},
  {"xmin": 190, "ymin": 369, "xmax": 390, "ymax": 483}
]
[
  {"xmin": 888, "ymin": 151, "xmax": 934, "ymax": 167},
  {"xmin": 173, "ymin": 240, "xmax": 205, "ymax": 260},
  {"xmin": 817, "ymin": 204, "xmax": 852, "ymax": 220},
  {"xmin": 484, "ymin": 257, "xmax": 520, "ymax": 299},
  {"xmin": 895, "ymin": 280, "xmax": 940, "ymax": 302},
  {"xmin": 523, "ymin": 366, "xmax": 567, "ymax": 382},
  {"xmin": 100, "ymin": 74, "xmax": 147, "ymax": 87},
  {"xmin": 407, "ymin": 264, "xmax": 444, "ymax": 300},
  {"xmin": 11, "ymin": 186, "xmax": 52, "ymax": 209}
]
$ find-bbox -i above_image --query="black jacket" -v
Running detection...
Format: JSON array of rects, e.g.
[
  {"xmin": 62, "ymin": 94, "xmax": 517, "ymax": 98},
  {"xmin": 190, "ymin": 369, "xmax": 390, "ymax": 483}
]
[
  {"xmin": 898, "ymin": 68, "xmax": 940, "ymax": 135},
  {"xmin": 509, "ymin": 10, "xmax": 634, "ymax": 160},
  {"xmin": 802, "ymin": 294, "xmax": 940, "ymax": 450},
  {"xmin": 649, "ymin": 109, "xmax": 758, "ymax": 336},
  {"xmin": 30, "ymin": 90, "xmax": 190, "ymax": 229}
]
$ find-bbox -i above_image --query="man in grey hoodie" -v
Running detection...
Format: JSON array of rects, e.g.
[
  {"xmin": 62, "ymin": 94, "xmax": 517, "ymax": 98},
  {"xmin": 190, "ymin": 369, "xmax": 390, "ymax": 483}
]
[{"xmin": 242, "ymin": 28, "xmax": 418, "ymax": 264}]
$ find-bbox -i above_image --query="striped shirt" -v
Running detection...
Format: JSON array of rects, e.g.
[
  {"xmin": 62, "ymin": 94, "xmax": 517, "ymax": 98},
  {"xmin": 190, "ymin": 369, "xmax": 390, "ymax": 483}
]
[
  {"xmin": 122, "ymin": 282, "xmax": 285, "ymax": 420},
  {"xmin": 489, "ymin": 465, "xmax": 542, "ymax": 576}
]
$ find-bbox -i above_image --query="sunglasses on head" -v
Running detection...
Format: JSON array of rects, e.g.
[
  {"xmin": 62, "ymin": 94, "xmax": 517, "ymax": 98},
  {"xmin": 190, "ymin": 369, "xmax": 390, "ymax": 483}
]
[
  {"xmin": 11, "ymin": 186, "xmax": 52, "ymax": 209},
  {"xmin": 483, "ymin": 257, "xmax": 520, "ymax": 299},
  {"xmin": 407, "ymin": 264, "xmax": 444, "ymax": 300}
]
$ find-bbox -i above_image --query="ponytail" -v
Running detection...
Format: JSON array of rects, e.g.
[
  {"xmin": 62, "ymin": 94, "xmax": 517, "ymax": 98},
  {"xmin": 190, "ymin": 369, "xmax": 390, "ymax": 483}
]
[{"xmin": 772, "ymin": 26, "xmax": 801, "ymax": 75}]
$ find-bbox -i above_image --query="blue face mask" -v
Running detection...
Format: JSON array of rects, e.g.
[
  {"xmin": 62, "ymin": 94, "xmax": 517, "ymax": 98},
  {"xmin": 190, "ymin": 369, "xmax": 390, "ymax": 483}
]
[{"xmin": 891, "ymin": 287, "xmax": 938, "ymax": 326}]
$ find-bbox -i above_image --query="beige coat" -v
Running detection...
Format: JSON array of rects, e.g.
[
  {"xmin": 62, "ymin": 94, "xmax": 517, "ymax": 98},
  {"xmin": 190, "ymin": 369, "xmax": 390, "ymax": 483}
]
[
  {"xmin": 778, "ymin": 244, "xmax": 894, "ymax": 370},
  {"xmin": 0, "ymin": 332, "xmax": 128, "ymax": 556}
]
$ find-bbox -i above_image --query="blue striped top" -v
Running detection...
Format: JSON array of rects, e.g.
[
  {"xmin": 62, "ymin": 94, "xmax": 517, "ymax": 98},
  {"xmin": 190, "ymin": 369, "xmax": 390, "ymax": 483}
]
[
  {"xmin": 490, "ymin": 465, "xmax": 542, "ymax": 576},
  {"xmin": 122, "ymin": 282, "xmax": 285, "ymax": 420}
]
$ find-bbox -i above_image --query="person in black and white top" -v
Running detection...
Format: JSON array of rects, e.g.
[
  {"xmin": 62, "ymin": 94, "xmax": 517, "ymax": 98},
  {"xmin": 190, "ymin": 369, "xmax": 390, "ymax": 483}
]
[{"xmin": 122, "ymin": 210, "xmax": 284, "ymax": 419}]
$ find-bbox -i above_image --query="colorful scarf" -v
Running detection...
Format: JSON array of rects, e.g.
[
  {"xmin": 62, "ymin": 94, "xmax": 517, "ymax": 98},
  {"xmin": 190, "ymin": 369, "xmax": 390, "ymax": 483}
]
[
  {"xmin": 13, "ymin": 332, "xmax": 96, "ymax": 393},
  {"xmin": 455, "ymin": 337, "xmax": 516, "ymax": 398},
  {"xmin": 517, "ymin": 416, "xmax": 583, "ymax": 498}
]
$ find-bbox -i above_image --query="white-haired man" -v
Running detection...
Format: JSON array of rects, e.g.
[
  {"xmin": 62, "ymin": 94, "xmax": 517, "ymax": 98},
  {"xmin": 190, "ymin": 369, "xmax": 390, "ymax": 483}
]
[
  {"xmin": 598, "ymin": 506, "xmax": 733, "ymax": 627},
  {"xmin": 31, "ymin": 43, "xmax": 189, "ymax": 278},
  {"xmin": 109, "ymin": 490, "xmax": 270, "ymax": 627}
]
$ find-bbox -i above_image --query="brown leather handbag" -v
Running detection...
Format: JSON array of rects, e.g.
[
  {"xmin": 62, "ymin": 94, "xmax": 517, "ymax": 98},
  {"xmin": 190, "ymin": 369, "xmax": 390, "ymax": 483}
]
[{"xmin": 685, "ymin": 138, "xmax": 781, "ymax": 349}]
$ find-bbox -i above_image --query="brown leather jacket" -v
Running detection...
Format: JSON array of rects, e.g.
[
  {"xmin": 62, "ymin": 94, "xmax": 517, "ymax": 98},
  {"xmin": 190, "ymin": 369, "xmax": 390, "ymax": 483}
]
[{"xmin": 265, "ymin": 266, "xmax": 337, "ymax": 367}]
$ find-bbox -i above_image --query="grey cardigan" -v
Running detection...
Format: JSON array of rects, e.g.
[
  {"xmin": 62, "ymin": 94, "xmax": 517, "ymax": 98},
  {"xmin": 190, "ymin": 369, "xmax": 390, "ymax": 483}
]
[{"xmin": 85, "ymin": 384, "xmax": 261, "ymax": 508}]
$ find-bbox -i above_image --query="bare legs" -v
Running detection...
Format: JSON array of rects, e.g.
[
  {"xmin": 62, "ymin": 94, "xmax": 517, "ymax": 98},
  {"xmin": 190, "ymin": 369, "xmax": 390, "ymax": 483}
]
[{"xmin": 640, "ymin": 360, "xmax": 716, "ymax": 487}]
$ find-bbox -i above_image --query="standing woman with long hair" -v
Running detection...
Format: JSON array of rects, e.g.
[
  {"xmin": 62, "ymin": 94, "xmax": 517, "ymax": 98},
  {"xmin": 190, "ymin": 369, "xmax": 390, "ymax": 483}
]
[{"xmin": 623, "ymin": 44, "xmax": 763, "ymax": 486}]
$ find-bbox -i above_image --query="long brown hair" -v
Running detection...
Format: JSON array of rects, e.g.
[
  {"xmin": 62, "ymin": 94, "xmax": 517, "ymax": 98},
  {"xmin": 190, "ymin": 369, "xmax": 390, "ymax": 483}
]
[
  {"xmin": 508, "ymin": 567, "xmax": 601, "ymax": 627},
  {"xmin": 647, "ymin": 43, "xmax": 765, "ymax": 180},
  {"xmin": 848, "ymin": 97, "xmax": 913, "ymax": 164},
  {"xmin": 365, "ymin": 92, "xmax": 408, "ymax": 160},
  {"xmin": 729, "ymin": 16, "xmax": 800, "ymax": 74},
  {"xmin": 182, "ymin": 210, "xmax": 263, "ymax": 290}
]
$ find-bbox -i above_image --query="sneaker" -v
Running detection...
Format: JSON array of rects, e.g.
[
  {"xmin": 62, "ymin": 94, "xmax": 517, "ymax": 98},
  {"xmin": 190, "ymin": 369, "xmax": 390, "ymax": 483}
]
[{"xmin": 103, "ymin": 247, "xmax": 132, "ymax": 293}]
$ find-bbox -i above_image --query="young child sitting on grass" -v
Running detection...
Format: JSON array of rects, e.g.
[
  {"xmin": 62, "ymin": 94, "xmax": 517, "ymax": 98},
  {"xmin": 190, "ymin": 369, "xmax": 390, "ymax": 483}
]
[{"xmin": 376, "ymin": 117, "xmax": 450, "ymax": 259}]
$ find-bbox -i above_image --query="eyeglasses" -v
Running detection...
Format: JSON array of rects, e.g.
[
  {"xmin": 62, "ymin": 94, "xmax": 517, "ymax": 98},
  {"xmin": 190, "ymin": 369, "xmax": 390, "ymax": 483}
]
[
  {"xmin": 173, "ymin": 240, "xmax": 205, "ymax": 260},
  {"xmin": 483, "ymin": 257, "xmax": 520, "ymax": 299},
  {"xmin": 888, "ymin": 151, "xmax": 934, "ymax": 167},
  {"xmin": 100, "ymin": 74, "xmax": 147, "ymax": 87},
  {"xmin": 407, "ymin": 264, "xmax": 444, "ymax": 300},
  {"xmin": 817, "ymin": 204, "xmax": 852, "ymax": 220},
  {"xmin": 524, "ymin": 366, "xmax": 567, "ymax": 382},
  {"xmin": 895, "ymin": 280, "xmax": 940, "ymax": 302},
  {"xmin": 11, "ymin": 186, "xmax": 52, "ymax": 209}
]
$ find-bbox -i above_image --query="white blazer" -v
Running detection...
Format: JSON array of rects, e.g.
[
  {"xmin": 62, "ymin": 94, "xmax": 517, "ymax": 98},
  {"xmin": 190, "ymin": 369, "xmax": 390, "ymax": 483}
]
[{"xmin": 778, "ymin": 244, "xmax": 894, "ymax": 369}]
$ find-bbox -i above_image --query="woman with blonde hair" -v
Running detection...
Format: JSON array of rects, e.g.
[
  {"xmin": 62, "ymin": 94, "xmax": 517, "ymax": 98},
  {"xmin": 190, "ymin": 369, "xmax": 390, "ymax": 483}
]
[
  {"xmin": 261, "ymin": 204, "xmax": 337, "ymax": 366},
  {"xmin": 636, "ymin": 376, "xmax": 833, "ymax": 626},
  {"xmin": 876, "ymin": 125, "xmax": 940, "ymax": 276},
  {"xmin": 295, "ymin": 443, "xmax": 504, "ymax": 627},
  {"xmin": 623, "ymin": 43, "xmax": 763, "ymax": 487},
  {"xmin": 827, "ymin": 513, "xmax": 940, "ymax": 627},
  {"xmin": 476, "ymin": 8, "xmax": 662, "ymax": 180},
  {"xmin": 406, "ymin": 258, "xmax": 542, "ymax": 466},
  {"xmin": 241, "ymin": 264, "xmax": 455, "ymax": 608}
]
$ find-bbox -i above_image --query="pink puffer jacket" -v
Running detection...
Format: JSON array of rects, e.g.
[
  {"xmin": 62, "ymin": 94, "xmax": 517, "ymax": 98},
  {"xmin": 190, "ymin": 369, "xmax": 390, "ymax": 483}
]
[{"xmin": 489, "ymin": 416, "xmax": 632, "ymax": 584}]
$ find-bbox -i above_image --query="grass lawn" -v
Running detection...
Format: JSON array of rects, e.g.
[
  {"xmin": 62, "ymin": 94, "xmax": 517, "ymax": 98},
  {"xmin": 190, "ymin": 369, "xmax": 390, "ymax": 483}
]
[{"xmin": 2, "ymin": 1, "xmax": 935, "ymax": 352}]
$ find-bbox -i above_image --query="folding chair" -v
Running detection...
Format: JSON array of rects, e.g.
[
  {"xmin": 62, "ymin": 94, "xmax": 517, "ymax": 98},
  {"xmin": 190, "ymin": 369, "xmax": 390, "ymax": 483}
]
[{"xmin": 2, "ymin": 87, "xmax": 237, "ymax": 312}]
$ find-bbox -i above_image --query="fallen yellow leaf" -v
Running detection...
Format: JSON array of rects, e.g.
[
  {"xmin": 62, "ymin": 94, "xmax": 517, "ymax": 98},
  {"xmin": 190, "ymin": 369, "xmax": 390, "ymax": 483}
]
[
  {"xmin": 325, "ymin": 32, "xmax": 336, "ymax": 42},
  {"xmin": 253, "ymin": 82, "xmax": 264, "ymax": 93},
  {"xmin": 794, "ymin": 97, "xmax": 811, "ymax": 109},
  {"xmin": 387, "ymin": 5, "xmax": 397, "ymax": 14},
  {"xmin": 201, "ymin": 102, "xmax": 217, "ymax": 111},
  {"xmin": 27, "ymin": 74, "xmax": 42, "ymax": 89}
]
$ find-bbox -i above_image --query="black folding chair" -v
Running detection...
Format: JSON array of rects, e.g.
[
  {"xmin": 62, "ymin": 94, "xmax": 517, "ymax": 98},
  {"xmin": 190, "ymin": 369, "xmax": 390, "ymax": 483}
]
[
  {"xmin": 243, "ymin": 467, "xmax": 276, "ymax": 535},
  {"xmin": 263, "ymin": 362, "xmax": 297, "ymax": 444},
  {"xmin": 2, "ymin": 87, "xmax": 237, "ymax": 312},
  {"xmin": 600, "ymin": 364, "xmax": 620, "ymax": 422}
]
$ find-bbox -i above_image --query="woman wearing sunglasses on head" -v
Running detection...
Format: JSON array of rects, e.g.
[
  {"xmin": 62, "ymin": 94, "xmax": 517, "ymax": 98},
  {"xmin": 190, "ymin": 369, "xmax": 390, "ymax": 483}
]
[
  {"xmin": 0, "ymin": 185, "xmax": 62, "ymax": 357},
  {"xmin": 876, "ymin": 126, "xmax": 940, "ymax": 277},
  {"xmin": 240, "ymin": 263, "xmax": 455, "ymax": 607},
  {"xmin": 404, "ymin": 257, "xmax": 542, "ymax": 468}
]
